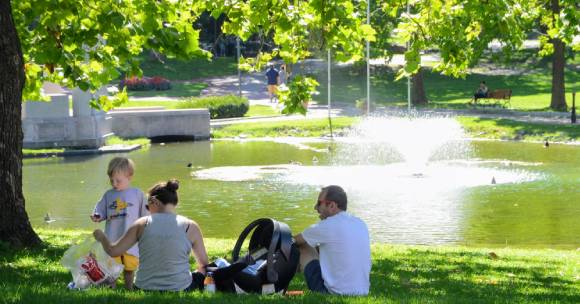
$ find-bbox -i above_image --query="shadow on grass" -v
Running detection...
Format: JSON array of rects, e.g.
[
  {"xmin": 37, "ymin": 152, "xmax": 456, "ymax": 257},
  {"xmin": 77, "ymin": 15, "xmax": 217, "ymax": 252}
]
[{"xmin": 2, "ymin": 240, "xmax": 579, "ymax": 303}]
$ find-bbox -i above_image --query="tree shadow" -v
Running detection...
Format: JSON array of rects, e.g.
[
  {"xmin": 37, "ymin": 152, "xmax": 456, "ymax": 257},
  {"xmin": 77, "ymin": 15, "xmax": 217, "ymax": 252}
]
[{"xmin": 2, "ymin": 242, "xmax": 578, "ymax": 303}]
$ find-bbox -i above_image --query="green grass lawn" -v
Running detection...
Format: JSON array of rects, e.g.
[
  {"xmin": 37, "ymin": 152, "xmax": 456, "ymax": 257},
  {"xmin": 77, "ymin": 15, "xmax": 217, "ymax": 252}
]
[
  {"xmin": 22, "ymin": 137, "xmax": 150, "ymax": 158},
  {"xmin": 245, "ymin": 105, "xmax": 280, "ymax": 117},
  {"xmin": 138, "ymin": 56, "xmax": 238, "ymax": 81},
  {"xmin": 122, "ymin": 54, "xmax": 237, "ymax": 99},
  {"xmin": 120, "ymin": 100, "xmax": 278, "ymax": 118},
  {"xmin": 210, "ymin": 116, "xmax": 579, "ymax": 143},
  {"xmin": 313, "ymin": 51, "xmax": 579, "ymax": 111},
  {"xmin": 457, "ymin": 116, "xmax": 580, "ymax": 142},
  {"xmin": 1, "ymin": 229, "xmax": 578, "ymax": 303},
  {"xmin": 105, "ymin": 136, "xmax": 150, "ymax": 147},
  {"xmin": 212, "ymin": 117, "xmax": 359, "ymax": 138},
  {"xmin": 22, "ymin": 148, "xmax": 65, "ymax": 156},
  {"xmin": 127, "ymin": 82, "xmax": 208, "ymax": 98}
]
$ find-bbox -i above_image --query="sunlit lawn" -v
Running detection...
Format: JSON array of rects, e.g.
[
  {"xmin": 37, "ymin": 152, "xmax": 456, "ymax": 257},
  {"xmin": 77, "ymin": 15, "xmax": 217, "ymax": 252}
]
[
  {"xmin": 211, "ymin": 116, "xmax": 579, "ymax": 143},
  {"xmin": 245, "ymin": 105, "xmax": 280, "ymax": 117},
  {"xmin": 212, "ymin": 117, "xmax": 359, "ymax": 138},
  {"xmin": 1, "ymin": 229, "xmax": 578, "ymax": 303},
  {"xmin": 313, "ymin": 51, "xmax": 579, "ymax": 111},
  {"xmin": 119, "ymin": 100, "xmax": 277, "ymax": 118}
]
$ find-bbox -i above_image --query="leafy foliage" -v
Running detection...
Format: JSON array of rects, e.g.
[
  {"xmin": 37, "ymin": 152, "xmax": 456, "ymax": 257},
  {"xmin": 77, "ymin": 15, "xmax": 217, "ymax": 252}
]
[
  {"xmin": 197, "ymin": 0, "xmax": 375, "ymax": 113},
  {"xmin": 12, "ymin": 0, "xmax": 374, "ymax": 115},
  {"xmin": 278, "ymin": 76, "xmax": 319, "ymax": 115},
  {"xmin": 13, "ymin": 0, "xmax": 209, "ymax": 108},
  {"xmin": 390, "ymin": 0, "xmax": 538, "ymax": 78}
]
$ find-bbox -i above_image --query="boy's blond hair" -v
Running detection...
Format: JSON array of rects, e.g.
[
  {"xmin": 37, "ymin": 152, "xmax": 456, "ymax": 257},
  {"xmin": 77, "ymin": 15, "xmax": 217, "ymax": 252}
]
[{"xmin": 107, "ymin": 157, "xmax": 135, "ymax": 177}]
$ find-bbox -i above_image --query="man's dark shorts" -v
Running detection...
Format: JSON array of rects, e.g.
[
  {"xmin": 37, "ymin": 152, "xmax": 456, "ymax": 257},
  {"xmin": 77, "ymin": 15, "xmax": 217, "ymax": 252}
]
[{"xmin": 304, "ymin": 260, "xmax": 329, "ymax": 293}]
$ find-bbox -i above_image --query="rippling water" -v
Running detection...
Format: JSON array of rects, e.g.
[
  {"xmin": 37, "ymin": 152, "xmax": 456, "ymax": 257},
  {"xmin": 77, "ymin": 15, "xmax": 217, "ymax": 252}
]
[{"xmin": 23, "ymin": 117, "xmax": 580, "ymax": 248}]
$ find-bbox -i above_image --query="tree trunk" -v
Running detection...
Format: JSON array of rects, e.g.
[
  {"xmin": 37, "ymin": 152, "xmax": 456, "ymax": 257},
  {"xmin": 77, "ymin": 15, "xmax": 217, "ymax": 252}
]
[
  {"xmin": 549, "ymin": 0, "xmax": 567, "ymax": 111},
  {"xmin": 0, "ymin": 0, "xmax": 42, "ymax": 248},
  {"xmin": 411, "ymin": 68, "xmax": 428, "ymax": 105}
]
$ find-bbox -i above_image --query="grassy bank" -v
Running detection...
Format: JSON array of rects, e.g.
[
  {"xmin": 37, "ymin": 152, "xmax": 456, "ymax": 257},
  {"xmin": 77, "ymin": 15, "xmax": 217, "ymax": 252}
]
[
  {"xmin": 1, "ymin": 229, "xmax": 578, "ymax": 303},
  {"xmin": 22, "ymin": 137, "xmax": 150, "ymax": 158},
  {"xmin": 212, "ymin": 117, "xmax": 359, "ymax": 138},
  {"xmin": 211, "ymin": 116, "xmax": 579, "ymax": 143},
  {"xmin": 121, "ymin": 99, "xmax": 277, "ymax": 118},
  {"xmin": 457, "ymin": 117, "xmax": 580, "ymax": 142},
  {"xmin": 105, "ymin": 136, "xmax": 151, "ymax": 147}
]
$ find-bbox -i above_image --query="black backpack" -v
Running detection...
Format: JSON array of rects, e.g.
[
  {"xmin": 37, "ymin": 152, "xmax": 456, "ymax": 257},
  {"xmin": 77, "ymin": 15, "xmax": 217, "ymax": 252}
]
[{"xmin": 212, "ymin": 218, "xmax": 300, "ymax": 294}]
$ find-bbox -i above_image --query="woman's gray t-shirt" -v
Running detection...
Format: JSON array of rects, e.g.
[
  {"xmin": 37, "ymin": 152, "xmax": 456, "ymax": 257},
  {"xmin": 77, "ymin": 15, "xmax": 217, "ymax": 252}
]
[{"xmin": 135, "ymin": 213, "xmax": 192, "ymax": 291}]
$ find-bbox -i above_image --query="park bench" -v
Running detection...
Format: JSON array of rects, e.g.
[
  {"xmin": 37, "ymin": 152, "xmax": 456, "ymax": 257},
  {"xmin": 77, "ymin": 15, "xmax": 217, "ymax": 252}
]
[{"xmin": 474, "ymin": 89, "xmax": 512, "ymax": 108}]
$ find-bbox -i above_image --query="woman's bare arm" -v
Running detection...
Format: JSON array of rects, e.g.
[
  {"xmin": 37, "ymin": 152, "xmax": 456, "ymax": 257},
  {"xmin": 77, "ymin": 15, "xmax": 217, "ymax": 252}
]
[
  {"xmin": 94, "ymin": 217, "xmax": 146, "ymax": 257},
  {"xmin": 187, "ymin": 220, "xmax": 209, "ymax": 274}
]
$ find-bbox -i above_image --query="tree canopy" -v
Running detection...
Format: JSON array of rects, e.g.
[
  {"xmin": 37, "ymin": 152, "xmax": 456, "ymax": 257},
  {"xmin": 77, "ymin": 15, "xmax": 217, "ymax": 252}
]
[
  {"xmin": 391, "ymin": 0, "xmax": 579, "ymax": 110},
  {"xmin": 1, "ymin": 0, "xmax": 374, "ymax": 247},
  {"xmin": 12, "ymin": 0, "xmax": 374, "ymax": 111}
]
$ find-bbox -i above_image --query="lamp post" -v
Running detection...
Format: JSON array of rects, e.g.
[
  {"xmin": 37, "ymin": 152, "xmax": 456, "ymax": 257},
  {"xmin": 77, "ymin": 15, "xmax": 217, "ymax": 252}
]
[
  {"xmin": 406, "ymin": 0, "xmax": 411, "ymax": 112},
  {"xmin": 572, "ymin": 91, "xmax": 576, "ymax": 124},
  {"xmin": 328, "ymin": 48, "xmax": 333, "ymax": 138},
  {"xmin": 237, "ymin": 37, "xmax": 242, "ymax": 97},
  {"xmin": 366, "ymin": 0, "xmax": 370, "ymax": 115}
]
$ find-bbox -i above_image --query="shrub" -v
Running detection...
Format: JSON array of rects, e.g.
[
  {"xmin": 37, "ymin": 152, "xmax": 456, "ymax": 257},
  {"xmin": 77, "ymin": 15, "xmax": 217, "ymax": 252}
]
[
  {"xmin": 150, "ymin": 76, "xmax": 171, "ymax": 90},
  {"xmin": 120, "ymin": 76, "xmax": 171, "ymax": 91},
  {"xmin": 178, "ymin": 95, "xmax": 249, "ymax": 119}
]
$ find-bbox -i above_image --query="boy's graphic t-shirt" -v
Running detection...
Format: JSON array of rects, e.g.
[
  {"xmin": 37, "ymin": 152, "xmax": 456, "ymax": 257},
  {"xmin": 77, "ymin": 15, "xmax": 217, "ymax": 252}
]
[{"xmin": 93, "ymin": 187, "xmax": 148, "ymax": 257}]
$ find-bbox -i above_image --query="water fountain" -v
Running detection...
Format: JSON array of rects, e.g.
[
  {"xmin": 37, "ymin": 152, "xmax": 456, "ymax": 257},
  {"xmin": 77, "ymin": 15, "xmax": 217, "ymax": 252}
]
[
  {"xmin": 23, "ymin": 115, "xmax": 579, "ymax": 247},
  {"xmin": 192, "ymin": 115, "xmax": 542, "ymax": 244}
]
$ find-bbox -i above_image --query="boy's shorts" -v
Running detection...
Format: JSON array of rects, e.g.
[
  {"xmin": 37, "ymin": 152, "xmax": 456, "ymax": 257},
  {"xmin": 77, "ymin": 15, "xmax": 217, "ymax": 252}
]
[
  {"xmin": 267, "ymin": 84, "xmax": 278, "ymax": 94},
  {"xmin": 114, "ymin": 253, "xmax": 139, "ymax": 271}
]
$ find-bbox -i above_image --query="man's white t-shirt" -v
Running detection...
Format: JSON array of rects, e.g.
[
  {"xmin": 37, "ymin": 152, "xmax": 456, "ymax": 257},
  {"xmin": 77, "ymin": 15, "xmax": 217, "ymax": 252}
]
[{"xmin": 302, "ymin": 211, "xmax": 371, "ymax": 295}]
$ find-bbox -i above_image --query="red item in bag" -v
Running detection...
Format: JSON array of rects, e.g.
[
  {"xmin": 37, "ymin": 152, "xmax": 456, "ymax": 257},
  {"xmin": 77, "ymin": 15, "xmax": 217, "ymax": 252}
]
[{"xmin": 80, "ymin": 254, "xmax": 106, "ymax": 283}]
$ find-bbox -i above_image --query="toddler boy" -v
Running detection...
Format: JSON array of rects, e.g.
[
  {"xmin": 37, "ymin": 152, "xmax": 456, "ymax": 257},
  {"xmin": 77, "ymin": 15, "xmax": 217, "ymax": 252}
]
[{"xmin": 90, "ymin": 157, "xmax": 148, "ymax": 289}]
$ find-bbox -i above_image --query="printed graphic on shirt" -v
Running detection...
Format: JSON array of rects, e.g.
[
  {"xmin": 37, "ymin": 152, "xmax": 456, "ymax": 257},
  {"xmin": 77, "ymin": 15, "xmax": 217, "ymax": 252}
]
[{"xmin": 108, "ymin": 197, "xmax": 134, "ymax": 220}]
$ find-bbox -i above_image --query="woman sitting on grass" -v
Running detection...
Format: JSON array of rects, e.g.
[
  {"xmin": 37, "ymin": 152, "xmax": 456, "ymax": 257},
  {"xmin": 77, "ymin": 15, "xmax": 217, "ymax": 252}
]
[{"xmin": 94, "ymin": 179, "xmax": 209, "ymax": 291}]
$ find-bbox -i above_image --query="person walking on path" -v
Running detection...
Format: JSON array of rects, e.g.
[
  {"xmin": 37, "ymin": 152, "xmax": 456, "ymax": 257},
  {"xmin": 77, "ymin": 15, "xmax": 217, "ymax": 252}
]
[
  {"xmin": 293, "ymin": 185, "xmax": 371, "ymax": 295},
  {"xmin": 278, "ymin": 64, "xmax": 290, "ymax": 86},
  {"xmin": 265, "ymin": 63, "xmax": 280, "ymax": 103}
]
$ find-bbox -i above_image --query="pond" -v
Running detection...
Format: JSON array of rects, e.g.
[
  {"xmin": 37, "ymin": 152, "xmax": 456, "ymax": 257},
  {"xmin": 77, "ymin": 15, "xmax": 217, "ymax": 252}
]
[{"xmin": 24, "ymin": 117, "xmax": 580, "ymax": 249}]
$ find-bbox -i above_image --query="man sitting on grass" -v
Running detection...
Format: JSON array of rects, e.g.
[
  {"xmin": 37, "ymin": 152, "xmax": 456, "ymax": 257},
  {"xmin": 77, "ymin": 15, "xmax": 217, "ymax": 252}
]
[{"xmin": 294, "ymin": 185, "xmax": 371, "ymax": 295}]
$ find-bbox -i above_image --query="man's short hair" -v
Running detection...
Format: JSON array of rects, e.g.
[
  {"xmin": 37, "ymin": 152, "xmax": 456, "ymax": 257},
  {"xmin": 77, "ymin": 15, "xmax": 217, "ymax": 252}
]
[{"xmin": 322, "ymin": 185, "xmax": 347, "ymax": 211}]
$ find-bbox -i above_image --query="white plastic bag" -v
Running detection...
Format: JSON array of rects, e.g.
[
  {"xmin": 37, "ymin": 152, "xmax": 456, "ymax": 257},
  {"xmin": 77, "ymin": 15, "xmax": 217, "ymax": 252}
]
[{"xmin": 60, "ymin": 236, "xmax": 123, "ymax": 289}]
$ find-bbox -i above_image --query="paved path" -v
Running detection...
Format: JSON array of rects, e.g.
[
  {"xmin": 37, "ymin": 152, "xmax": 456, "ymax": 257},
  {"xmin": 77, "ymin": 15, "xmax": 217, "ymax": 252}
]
[
  {"xmin": 128, "ymin": 61, "xmax": 576, "ymax": 127},
  {"xmin": 200, "ymin": 73, "xmax": 576, "ymax": 127}
]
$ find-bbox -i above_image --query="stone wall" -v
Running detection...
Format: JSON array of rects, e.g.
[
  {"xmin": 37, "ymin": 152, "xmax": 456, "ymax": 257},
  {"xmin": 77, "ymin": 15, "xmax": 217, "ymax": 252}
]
[
  {"xmin": 22, "ymin": 89, "xmax": 113, "ymax": 149},
  {"xmin": 108, "ymin": 108, "xmax": 210, "ymax": 140}
]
